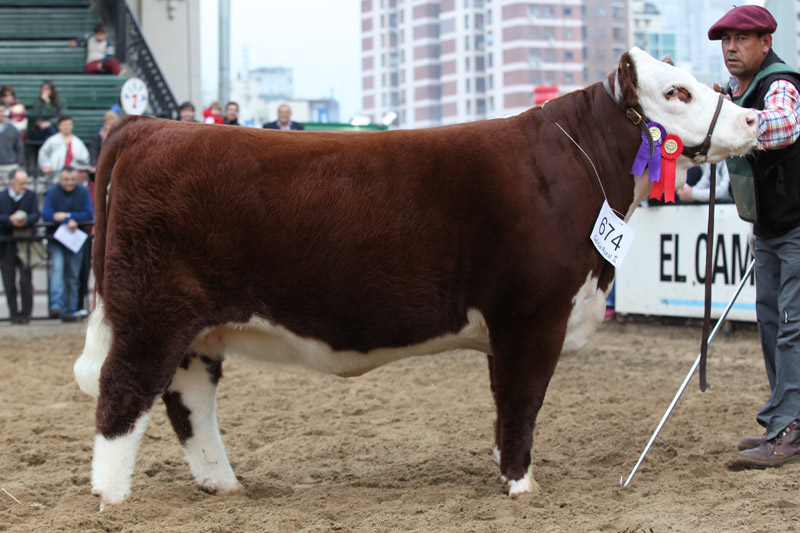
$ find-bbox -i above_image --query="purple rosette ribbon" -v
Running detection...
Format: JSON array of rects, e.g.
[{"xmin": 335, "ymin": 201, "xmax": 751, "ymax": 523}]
[{"xmin": 630, "ymin": 122, "xmax": 666, "ymax": 182}]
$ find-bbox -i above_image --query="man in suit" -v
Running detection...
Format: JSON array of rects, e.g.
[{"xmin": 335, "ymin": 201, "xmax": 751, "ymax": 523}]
[
  {"xmin": 263, "ymin": 104, "xmax": 304, "ymax": 130},
  {"xmin": 0, "ymin": 168, "xmax": 40, "ymax": 324}
]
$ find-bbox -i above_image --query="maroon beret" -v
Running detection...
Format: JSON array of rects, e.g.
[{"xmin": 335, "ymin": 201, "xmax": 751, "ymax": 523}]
[{"xmin": 708, "ymin": 5, "xmax": 777, "ymax": 40}]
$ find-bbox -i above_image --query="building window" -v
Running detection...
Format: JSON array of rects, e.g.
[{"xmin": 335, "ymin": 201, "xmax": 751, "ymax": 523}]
[
  {"xmin": 565, "ymin": 73, "xmax": 573, "ymax": 83},
  {"xmin": 465, "ymin": 57, "xmax": 471, "ymax": 71},
  {"xmin": 465, "ymin": 35, "xmax": 470, "ymax": 50}
]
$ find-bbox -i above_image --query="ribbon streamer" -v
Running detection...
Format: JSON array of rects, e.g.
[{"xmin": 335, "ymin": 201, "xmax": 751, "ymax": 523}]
[
  {"xmin": 650, "ymin": 134, "xmax": 683, "ymax": 203},
  {"xmin": 631, "ymin": 122, "xmax": 665, "ymax": 181}
]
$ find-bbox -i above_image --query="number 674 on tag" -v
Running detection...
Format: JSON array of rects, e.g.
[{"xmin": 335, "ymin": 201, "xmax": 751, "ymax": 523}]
[{"xmin": 590, "ymin": 200, "xmax": 636, "ymax": 268}]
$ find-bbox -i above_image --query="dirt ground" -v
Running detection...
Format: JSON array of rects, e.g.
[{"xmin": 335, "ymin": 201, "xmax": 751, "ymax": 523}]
[{"xmin": 1, "ymin": 319, "xmax": 797, "ymax": 532}]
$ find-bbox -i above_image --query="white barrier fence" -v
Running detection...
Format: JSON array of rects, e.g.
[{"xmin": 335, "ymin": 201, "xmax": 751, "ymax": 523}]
[{"xmin": 615, "ymin": 204, "xmax": 756, "ymax": 322}]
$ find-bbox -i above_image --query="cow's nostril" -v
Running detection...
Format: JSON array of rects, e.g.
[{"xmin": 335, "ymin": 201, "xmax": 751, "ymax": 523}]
[{"xmin": 745, "ymin": 112, "xmax": 759, "ymax": 133}]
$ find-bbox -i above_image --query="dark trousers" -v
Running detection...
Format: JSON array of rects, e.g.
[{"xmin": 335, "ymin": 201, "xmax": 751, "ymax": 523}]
[
  {"xmin": 754, "ymin": 225, "xmax": 800, "ymax": 438},
  {"xmin": 0, "ymin": 244, "xmax": 33, "ymax": 319}
]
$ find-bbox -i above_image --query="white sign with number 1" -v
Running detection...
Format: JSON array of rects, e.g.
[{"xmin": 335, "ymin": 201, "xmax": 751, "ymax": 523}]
[{"xmin": 590, "ymin": 200, "xmax": 636, "ymax": 268}]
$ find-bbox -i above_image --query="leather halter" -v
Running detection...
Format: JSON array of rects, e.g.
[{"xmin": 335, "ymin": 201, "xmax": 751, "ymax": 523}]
[
  {"xmin": 603, "ymin": 77, "xmax": 655, "ymax": 159},
  {"xmin": 682, "ymin": 93, "xmax": 726, "ymax": 161},
  {"xmin": 603, "ymin": 75, "xmax": 726, "ymax": 162}
]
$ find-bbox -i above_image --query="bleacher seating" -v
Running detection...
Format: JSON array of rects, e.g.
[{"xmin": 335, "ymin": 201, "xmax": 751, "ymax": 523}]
[
  {"xmin": 0, "ymin": 41, "xmax": 85, "ymax": 73},
  {"xmin": 0, "ymin": 0, "xmax": 127, "ymax": 144},
  {"xmin": 0, "ymin": 6, "xmax": 99, "ymax": 39}
]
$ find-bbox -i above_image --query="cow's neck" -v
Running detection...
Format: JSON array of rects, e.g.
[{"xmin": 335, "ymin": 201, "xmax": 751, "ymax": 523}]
[{"xmin": 537, "ymin": 82, "xmax": 649, "ymax": 220}]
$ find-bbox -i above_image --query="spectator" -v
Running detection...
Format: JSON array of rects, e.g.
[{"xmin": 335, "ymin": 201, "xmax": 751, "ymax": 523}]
[
  {"xmin": 676, "ymin": 161, "xmax": 733, "ymax": 203},
  {"xmin": 69, "ymin": 24, "xmax": 120, "ymax": 75},
  {"xmin": 72, "ymin": 159, "xmax": 94, "ymax": 314},
  {"xmin": 1, "ymin": 85, "xmax": 28, "ymax": 136},
  {"xmin": 0, "ymin": 168, "xmax": 40, "ymax": 324},
  {"xmin": 38, "ymin": 115, "xmax": 90, "ymax": 183},
  {"xmin": 224, "ymin": 101, "xmax": 240, "ymax": 125},
  {"xmin": 203, "ymin": 102, "xmax": 224, "ymax": 124},
  {"xmin": 42, "ymin": 166, "xmax": 93, "ymax": 320},
  {"xmin": 263, "ymin": 104, "xmax": 304, "ymax": 130},
  {"xmin": 30, "ymin": 81, "xmax": 67, "ymax": 142},
  {"xmin": 89, "ymin": 110, "xmax": 119, "ymax": 177},
  {"xmin": 179, "ymin": 101, "xmax": 197, "ymax": 122},
  {"xmin": 0, "ymin": 102, "xmax": 24, "ymax": 185}
]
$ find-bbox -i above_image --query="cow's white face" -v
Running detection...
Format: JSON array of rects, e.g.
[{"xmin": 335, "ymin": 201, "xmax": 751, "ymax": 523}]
[{"xmin": 627, "ymin": 47, "xmax": 759, "ymax": 163}]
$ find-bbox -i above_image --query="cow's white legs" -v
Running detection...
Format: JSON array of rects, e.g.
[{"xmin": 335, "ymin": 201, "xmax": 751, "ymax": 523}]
[
  {"xmin": 91, "ymin": 407, "xmax": 154, "ymax": 510},
  {"xmin": 74, "ymin": 299, "xmax": 112, "ymax": 398},
  {"xmin": 507, "ymin": 463, "xmax": 539, "ymax": 497},
  {"xmin": 163, "ymin": 352, "xmax": 243, "ymax": 496}
]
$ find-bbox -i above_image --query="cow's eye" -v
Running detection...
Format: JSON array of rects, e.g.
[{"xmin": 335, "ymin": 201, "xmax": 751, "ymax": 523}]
[{"xmin": 665, "ymin": 87, "xmax": 691, "ymax": 103}]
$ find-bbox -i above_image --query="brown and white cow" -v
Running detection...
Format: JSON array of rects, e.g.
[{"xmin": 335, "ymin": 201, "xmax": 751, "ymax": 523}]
[{"xmin": 75, "ymin": 48, "xmax": 758, "ymax": 508}]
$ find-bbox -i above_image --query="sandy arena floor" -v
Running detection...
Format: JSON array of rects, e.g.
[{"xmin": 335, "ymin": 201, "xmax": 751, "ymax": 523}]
[{"xmin": 0, "ymin": 320, "xmax": 797, "ymax": 532}]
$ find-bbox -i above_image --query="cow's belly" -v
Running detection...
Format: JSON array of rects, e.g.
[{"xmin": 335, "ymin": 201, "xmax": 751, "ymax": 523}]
[{"xmin": 191, "ymin": 308, "xmax": 492, "ymax": 377}]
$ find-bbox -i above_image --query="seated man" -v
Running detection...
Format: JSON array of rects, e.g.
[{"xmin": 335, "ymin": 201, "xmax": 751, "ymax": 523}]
[
  {"xmin": 0, "ymin": 168, "xmax": 40, "ymax": 324},
  {"xmin": 69, "ymin": 24, "xmax": 120, "ymax": 75},
  {"xmin": 42, "ymin": 166, "xmax": 94, "ymax": 320},
  {"xmin": 38, "ymin": 115, "xmax": 90, "ymax": 184}
]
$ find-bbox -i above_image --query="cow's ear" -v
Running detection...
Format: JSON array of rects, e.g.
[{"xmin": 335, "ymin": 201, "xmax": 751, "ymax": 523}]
[
  {"xmin": 660, "ymin": 54, "xmax": 675, "ymax": 66},
  {"xmin": 617, "ymin": 52, "xmax": 639, "ymax": 109}
]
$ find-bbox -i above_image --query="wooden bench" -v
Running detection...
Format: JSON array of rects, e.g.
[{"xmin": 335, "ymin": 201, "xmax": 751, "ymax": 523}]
[
  {"xmin": 0, "ymin": 41, "xmax": 85, "ymax": 73},
  {"xmin": 2, "ymin": 74, "xmax": 127, "ymax": 109},
  {"xmin": 0, "ymin": 0, "xmax": 90, "ymax": 6},
  {"xmin": 0, "ymin": 7, "xmax": 100, "ymax": 39}
]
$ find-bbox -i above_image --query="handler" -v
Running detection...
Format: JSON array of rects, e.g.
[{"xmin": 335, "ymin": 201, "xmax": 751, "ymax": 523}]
[{"xmin": 709, "ymin": 5, "xmax": 800, "ymax": 467}]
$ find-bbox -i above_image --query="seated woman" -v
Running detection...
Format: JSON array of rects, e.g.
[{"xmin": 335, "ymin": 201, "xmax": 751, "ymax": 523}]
[
  {"xmin": 30, "ymin": 81, "xmax": 67, "ymax": 142},
  {"xmin": 1, "ymin": 85, "xmax": 27, "ymax": 138}
]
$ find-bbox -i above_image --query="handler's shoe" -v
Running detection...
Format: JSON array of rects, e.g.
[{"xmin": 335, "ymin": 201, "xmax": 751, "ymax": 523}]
[
  {"xmin": 737, "ymin": 433, "xmax": 767, "ymax": 451},
  {"xmin": 734, "ymin": 423, "xmax": 800, "ymax": 468}
]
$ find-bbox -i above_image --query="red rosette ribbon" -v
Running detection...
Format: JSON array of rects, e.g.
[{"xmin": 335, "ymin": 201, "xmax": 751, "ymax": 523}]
[{"xmin": 649, "ymin": 134, "xmax": 683, "ymax": 203}]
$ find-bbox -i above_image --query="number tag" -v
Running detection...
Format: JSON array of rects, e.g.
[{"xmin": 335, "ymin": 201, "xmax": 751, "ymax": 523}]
[{"xmin": 590, "ymin": 200, "xmax": 636, "ymax": 268}]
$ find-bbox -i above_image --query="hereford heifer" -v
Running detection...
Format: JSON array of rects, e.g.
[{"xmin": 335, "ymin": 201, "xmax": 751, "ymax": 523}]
[{"xmin": 75, "ymin": 47, "xmax": 758, "ymax": 508}]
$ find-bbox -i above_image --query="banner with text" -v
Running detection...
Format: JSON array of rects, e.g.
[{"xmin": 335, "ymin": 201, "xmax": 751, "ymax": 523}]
[{"xmin": 615, "ymin": 204, "xmax": 756, "ymax": 322}]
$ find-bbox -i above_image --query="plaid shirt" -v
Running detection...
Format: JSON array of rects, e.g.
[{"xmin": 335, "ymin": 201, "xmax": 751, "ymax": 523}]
[{"xmin": 750, "ymin": 79, "xmax": 800, "ymax": 150}]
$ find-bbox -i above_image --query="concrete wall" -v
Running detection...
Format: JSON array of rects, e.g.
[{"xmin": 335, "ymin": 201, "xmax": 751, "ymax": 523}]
[{"xmin": 128, "ymin": 0, "xmax": 203, "ymax": 109}]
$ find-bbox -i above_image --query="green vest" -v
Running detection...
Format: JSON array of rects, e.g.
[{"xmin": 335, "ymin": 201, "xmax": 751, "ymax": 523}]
[{"xmin": 726, "ymin": 62, "xmax": 800, "ymax": 222}]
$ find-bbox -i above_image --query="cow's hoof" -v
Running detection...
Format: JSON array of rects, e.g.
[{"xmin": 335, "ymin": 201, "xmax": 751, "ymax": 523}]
[
  {"xmin": 92, "ymin": 487, "xmax": 129, "ymax": 511},
  {"xmin": 198, "ymin": 478, "xmax": 244, "ymax": 496},
  {"xmin": 506, "ymin": 465, "xmax": 540, "ymax": 497}
]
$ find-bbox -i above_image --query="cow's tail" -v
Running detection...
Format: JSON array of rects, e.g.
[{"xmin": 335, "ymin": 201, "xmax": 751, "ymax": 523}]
[
  {"xmin": 92, "ymin": 143, "xmax": 117, "ymax": 300},
  {"xmin": 92, "ymin": 116, "xmax": 142, "ymax": 298}
]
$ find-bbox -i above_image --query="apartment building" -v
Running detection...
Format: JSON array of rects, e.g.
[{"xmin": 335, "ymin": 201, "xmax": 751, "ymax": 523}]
[{"xmin": 361, "ymin": 0, "xmax": 629, "ymax": 128}]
